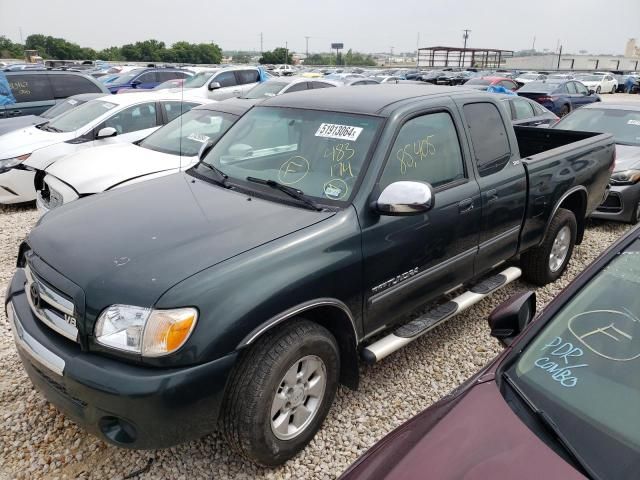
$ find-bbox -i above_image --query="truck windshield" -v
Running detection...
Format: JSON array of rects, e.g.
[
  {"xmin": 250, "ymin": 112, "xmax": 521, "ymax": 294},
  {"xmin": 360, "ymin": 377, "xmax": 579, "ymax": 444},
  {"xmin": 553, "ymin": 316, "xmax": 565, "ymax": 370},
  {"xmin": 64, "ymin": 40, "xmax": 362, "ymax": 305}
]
[
  {"xmin": 201, "ymin": 106, "xmax": 382, "ymax": 203},
  {"xmin": 505, "ymin": 239, "xmax": 640, "ymax": 479},
  {"xmin": 184, "ymin": 71, "xmax": 218, "ymax": 88},
  {"xmin": 555, "ymin": 108, "xmax": 640, "ymax": 146},
  {"xmin": 41, "ymin": 97, "xmax": 88, "ymax": 119},
  {"xmin": 140, "ymin": 109, "xmax": 237, "ymax": 156},
  {"xmin": 46, "ymin": 100, "xmax": 117, "ymax": 132}
]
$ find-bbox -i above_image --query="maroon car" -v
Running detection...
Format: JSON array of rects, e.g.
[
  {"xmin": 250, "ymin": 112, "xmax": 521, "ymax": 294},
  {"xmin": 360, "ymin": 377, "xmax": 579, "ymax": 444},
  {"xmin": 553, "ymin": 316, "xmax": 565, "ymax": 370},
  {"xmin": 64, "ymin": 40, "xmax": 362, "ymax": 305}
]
[{"xmin": 341, "ymin": 225, "xmax": 640, "ymax": 480}]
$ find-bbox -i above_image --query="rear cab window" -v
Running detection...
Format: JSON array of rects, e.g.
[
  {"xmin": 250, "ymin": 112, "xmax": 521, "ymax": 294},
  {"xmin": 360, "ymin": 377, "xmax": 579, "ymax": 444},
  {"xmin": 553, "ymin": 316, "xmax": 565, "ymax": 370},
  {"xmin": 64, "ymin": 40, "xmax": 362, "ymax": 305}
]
[{"xmin": 463, "ymin": 102, "xmax": 511, "ymax": 177}]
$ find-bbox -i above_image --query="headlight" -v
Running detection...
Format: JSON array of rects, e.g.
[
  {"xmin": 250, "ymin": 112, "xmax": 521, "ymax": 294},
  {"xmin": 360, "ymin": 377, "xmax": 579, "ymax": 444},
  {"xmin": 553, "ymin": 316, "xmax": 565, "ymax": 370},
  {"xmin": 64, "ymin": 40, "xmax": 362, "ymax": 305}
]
[
  {"xmin": 95, "ymin": 305, "xmax": 198, "ymax": 357},
  {"xmin": 611, "ymin": 169, "xmax": 640, "ymax": 185},
  {"xmin": 0, "ymin": 154, "xmax": 31, "ymax": 170}
]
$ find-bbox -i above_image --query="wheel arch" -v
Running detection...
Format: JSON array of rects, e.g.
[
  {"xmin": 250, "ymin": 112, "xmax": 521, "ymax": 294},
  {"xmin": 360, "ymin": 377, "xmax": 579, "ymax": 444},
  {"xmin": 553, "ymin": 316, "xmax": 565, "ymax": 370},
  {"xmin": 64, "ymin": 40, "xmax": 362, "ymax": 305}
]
[
  {"xmin": 543, "ymin": 186, "xmax": 588, "ymax": 245},
  {"xmin": 237, "ymin": 299, "xmax": 361, "ymax": 390}
]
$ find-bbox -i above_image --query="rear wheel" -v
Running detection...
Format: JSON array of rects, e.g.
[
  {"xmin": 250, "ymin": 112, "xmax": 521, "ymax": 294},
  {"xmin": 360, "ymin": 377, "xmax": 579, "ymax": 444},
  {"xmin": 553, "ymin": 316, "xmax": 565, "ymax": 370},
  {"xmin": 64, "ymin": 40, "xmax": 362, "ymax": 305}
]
[
  {"xmin": 596, "ymin": 86, "xmax": 601, "ymax": 94},
  {"xmin": 629, "ymin": 200, "xmax": 640, "ymax": 225},
  {"xmin": 221, "ymin": 320, "xmax": 339, "ymax": 467},
  {"xmin": 559, "ymin": 104, "xmax": 571, "ymax": 117},
  {"xmin": 521, "ymin": 208, "xmax": 577, "ymax": 285},
  {"xmin": 610, "ymin": 85, "xmax": 616, "ymax": 94}
]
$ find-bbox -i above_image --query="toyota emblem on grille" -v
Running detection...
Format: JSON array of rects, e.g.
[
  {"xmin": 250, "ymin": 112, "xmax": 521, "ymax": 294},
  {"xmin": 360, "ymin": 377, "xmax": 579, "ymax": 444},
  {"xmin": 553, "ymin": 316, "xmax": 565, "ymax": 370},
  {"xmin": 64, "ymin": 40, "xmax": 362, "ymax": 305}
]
[{"xmin": 30, "ymin": 282, "xmax": 41, "ymax": 309}]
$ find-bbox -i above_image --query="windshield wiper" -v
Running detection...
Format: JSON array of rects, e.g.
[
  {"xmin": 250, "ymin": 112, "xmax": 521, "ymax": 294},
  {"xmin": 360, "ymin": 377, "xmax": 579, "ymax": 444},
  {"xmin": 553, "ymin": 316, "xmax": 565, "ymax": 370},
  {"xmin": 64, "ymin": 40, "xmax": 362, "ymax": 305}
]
[
  {"xmin": 37, "ymin": 123, "xmax": 63, "ymax": 133},
  {"xmin": 246, "ymin": 177, "xmax": 322, "ymax": 211},
  {"xmin": 503, "ymin": 373, "xmax": 599, "ymax": 479},
  {"xmin": 197, "ymin": 162, "xmax": 229, "ymax": 188}
]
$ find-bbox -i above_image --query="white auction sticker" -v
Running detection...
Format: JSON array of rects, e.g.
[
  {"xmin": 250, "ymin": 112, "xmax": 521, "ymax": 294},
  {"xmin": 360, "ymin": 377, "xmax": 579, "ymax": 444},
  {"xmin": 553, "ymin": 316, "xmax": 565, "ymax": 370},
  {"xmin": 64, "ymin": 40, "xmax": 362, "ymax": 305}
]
[
  {"xmin": 628, "ymin": 119, "xmax": 640, "ymax": 126},
  {"xmin": 187, "ymin": 133, "xmax": 210, "ymax": 143},
  {"xmin": 315, "ymin": 123, "xmax": 363, "ymax": 141}
]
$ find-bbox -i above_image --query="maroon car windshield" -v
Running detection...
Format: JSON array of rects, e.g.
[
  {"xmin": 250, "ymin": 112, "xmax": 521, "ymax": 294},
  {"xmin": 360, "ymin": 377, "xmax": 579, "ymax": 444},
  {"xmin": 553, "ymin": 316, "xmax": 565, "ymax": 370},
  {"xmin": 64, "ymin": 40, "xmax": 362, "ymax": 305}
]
[{"xmin": 506, "ymin": 239, "xmax": 640, "ymax": 479}]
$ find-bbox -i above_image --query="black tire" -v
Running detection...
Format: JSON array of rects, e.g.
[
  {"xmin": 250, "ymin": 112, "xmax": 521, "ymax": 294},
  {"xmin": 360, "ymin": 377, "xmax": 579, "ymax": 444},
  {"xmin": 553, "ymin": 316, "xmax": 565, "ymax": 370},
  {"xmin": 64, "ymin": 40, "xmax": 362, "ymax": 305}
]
[
  {"xmin": 596, "ymin": 86, "xmax": 601, "ymax": 94},
  {"xmin": 610, "ymin": 85, "xmax": 616, "ymax": 94},
  {"xmin": 629, "ymin": 200, "xmax": 640, "ymax": 225},
  {"xmin": 559, "ymin": 104, "xmax": 571, "ymax": 117},
  {"xmin": 221, "ymin": 320, "xmax": 340, "ymax": 467},
  {"xmin": 521, "ymin": 208, "xmax": 577, "ymax": 286}
]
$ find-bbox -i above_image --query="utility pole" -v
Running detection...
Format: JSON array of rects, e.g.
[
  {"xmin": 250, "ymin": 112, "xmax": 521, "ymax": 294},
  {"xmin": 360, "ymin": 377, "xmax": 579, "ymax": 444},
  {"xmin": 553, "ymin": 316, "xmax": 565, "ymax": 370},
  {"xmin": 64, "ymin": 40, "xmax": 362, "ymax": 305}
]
[
  {"xmin": 260, "ymin": 32, "xmax": 263, "ymax": 55},
  {"xmin": 462, "ymin": 29, "xmax": 471, "ymax": 67},
  {"xmin": 304, "ymin": 36, "xmax": 310, "ymax": 59},
  {"xmin": 389, "ymin": 46, "xmax": 394, "ymax": 66},
  {"xmin": 557, "ymin": 44, "xmax": 563, "ymax": 70},
  {"xmin": 416, "ymin": 32, "xmax": 420, "ymax": 68},
  {"xmin": 285, "ymin": 41, "xmax": 288, "ymax": 65},
  {"xmin": 532, "ymin": 35, "xmax": 536, "ymax": 51},
  {"xmin": 19, "ymin": 27, "xmax": 23, "ymax": 44}
]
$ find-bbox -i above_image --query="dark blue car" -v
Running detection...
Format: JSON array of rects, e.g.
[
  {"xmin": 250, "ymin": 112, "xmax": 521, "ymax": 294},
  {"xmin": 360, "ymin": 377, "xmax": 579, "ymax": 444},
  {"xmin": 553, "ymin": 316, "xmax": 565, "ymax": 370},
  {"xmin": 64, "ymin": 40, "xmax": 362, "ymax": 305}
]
[
  {"xmin": 107, "ymin": 68, "xmax": 192, "ymax": 94},
  {"xmin": 517, "ymin": 79, "xmax": 600, "ymax": 117}
]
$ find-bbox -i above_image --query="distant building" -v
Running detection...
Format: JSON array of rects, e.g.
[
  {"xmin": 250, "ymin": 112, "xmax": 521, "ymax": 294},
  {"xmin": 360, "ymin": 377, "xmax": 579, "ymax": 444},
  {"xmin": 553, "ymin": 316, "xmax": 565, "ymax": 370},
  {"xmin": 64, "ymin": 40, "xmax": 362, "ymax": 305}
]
[{"xmin": 504, "ymin": 54, "xmax": 640, "ymax": 71}]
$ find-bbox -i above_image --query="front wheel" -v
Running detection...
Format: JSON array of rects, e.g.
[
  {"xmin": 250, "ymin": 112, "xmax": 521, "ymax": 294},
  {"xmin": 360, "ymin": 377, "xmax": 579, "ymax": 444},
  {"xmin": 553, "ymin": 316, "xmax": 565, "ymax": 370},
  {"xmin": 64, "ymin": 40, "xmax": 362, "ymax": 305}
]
[
  {"xmin": 629, "ymin": 199, "xmax": 640, "ymax": 225},
  {"xmin": 221, "ymin": 320, "xmax": 340, "ymax": 467},
  {"xmin": 559, "ymin": 104, "xmax": 571, "ymax": 117},
  {"xmin": 610, "ymin": 85, "xmax": 616, "ymax": 94},
  {"xmin": 596, "ymin": 86, "xmax": 601, "ymax": 94},
  {"xmin": 521, "ymin": 208, "xmax": 577, "ymax": 286}
]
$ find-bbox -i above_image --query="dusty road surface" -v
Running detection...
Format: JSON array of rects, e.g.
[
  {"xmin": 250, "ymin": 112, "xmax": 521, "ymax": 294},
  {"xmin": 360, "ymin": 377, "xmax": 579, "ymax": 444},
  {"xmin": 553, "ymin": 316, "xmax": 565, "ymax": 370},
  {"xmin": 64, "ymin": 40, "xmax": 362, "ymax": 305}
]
[{"xmin": 1, "ymin": 93, "xmax": 637, "ymax": 479}]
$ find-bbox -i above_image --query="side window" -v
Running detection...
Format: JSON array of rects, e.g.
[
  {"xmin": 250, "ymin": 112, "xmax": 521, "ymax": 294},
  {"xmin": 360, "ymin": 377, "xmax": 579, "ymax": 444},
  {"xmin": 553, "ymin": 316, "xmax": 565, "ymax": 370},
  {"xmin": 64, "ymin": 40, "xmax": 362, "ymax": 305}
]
[
  {"xmin": 575, "ymin": 82, "xmax": 588, "ymax": 95},
  {"xmin": 136, "ymin": 72, "xmax": 158, "ymax": 84},
  {"xmin": 500, "ymin": 99, "xmax": 515, "ymax": 120},
  {"xmin": 512, "ymin": 98, "xmax": 535, "ymax": 120},
  {"xmin": 236, "ymin": 70, "xmax": 260, "ymax": 85},
  {"xmin": 557, "ymin": 83, "xmax": 569, "ymax": 94},
  {"xmin": 102, "ymin": 103, "xmax": 158, "ymax": 134},
  {"xmin": 213, "ymin": 71, "xmax": 237, "ymax": 88},
  {"xmin": 49, "ymin": 74, "xmax": 102, "ymax": 98},
  {"xmin": 157, "ymin": 71, "xmax": 179, "ymax": 82},
  {"xmin": 311, "ymin": 82, "xmax": 335, "ymax": 89},
  {"xmin": 463, "ymin": 102, "xmax": 511, "ymax": 177},
  {"xmin": 285, "ymin": 82, "xmax": 308, "ymax": 93},
  {"xmin": 7, "ymin": 74, "xmax": 53, "ymax": 102},
  {"xmin": 379, "ymin": 112, "xmax": 465, "ymax": 190},
  {"xmin": 163, "ymin": 101, "xmax": 199, "ymax": 122},
  {"xmin": 565, "ymin": 82, "xmax": 577, "ymax": 94},
  {"xmin": 498, "ymin": 80, "xmax": 517, "ymax": 90}
]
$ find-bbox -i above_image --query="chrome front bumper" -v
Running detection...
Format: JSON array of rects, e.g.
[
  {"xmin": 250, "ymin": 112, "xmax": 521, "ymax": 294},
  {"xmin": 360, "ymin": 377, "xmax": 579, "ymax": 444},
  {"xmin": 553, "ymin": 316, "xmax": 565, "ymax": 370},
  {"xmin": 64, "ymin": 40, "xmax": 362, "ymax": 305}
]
[{"xmin": 7, "ymin": 300, "xmax": 65, "ymax": 376}]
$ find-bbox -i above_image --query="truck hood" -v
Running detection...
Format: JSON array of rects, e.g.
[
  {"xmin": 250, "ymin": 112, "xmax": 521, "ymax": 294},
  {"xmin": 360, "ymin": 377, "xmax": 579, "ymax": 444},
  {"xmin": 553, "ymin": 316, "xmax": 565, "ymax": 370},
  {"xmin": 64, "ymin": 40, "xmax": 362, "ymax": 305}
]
[
  {"xmin": 0, "ymin": 125, "xmax": 75, "ymax": 159},
  {"xmin": 28, "ymin": 172, "xmax": 335, "ymax": 311},
  {"xmin": 341, "ymin": 381, "xmax": 583, "ymax": 480},
  {"xmin": 0, "ymin": 115, "xmax": 46, "ymax": 136},
  {"xmin": 44, "ymin": 143, "xmax": 194, "ymax": 194},
  {"xmin": 613, "ymin": 143, "xmax": 640, "ymax": 171}
]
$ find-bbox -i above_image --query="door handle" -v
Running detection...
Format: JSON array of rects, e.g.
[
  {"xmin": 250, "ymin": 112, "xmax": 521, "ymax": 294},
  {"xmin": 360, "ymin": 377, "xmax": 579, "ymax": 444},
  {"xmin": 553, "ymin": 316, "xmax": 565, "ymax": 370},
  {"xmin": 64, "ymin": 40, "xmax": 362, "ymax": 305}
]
[
  {"xmin": 9, "ymin": 110, "xmax": 21, "ymax": 116},
  {"xmin": 458, "ymin": 198, "xmax": 474, "ymax": 213},
  {"xmin": 484, "ymin": 189, "xmax": 499, "ymax": 204}
]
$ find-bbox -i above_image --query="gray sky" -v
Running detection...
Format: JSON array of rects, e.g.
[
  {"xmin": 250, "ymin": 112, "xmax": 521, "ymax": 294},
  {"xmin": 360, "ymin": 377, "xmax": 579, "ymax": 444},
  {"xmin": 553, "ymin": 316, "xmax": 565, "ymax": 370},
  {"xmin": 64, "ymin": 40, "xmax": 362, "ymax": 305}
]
[{"xmin": 1, "ymin": 0, "xmax": 638, "ymax": 55}]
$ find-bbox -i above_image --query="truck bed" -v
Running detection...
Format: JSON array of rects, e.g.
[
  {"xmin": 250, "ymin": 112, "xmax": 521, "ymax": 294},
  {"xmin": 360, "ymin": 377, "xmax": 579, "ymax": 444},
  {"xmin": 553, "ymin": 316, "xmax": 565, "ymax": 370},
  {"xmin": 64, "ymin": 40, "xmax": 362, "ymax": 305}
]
[{"xmin": 515, "ymin": 126, "xmax": 615, "ymax": 252}]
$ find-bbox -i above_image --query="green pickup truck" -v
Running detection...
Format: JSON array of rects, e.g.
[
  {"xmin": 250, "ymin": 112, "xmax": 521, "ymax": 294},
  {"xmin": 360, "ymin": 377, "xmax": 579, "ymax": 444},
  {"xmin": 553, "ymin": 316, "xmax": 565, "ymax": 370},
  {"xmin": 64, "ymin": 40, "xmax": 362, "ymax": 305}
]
[{"xmin": 6, "ymin": 85, "xmax": 614, "ymax": 466}]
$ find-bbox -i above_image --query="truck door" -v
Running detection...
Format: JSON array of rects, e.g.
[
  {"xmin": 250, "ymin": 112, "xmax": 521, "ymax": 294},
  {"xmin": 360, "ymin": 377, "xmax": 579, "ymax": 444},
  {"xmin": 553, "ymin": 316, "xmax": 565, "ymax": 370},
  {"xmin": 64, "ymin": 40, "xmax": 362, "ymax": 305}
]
[
  {"xmin": 458, "ymin": 100, "xmax": 527, "ymax": 275},
  {"xmin": 361, "ymin": 107, "xmax": 481, "ymax": 335}
]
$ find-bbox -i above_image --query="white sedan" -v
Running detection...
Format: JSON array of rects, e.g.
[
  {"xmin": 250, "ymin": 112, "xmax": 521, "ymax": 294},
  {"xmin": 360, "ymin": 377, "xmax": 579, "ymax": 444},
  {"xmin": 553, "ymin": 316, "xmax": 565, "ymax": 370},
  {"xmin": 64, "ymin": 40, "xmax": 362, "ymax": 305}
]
[
  {"xmin": 36, "ymin": 101, "xmax": 252, "ymax": 213},
  {"xmin": 575, "ymin": 74, "xmax": 618, "ymax": 94},
  {"xmin": 0, "ymin": 92, "xmax": 204, "ymax": 204}
]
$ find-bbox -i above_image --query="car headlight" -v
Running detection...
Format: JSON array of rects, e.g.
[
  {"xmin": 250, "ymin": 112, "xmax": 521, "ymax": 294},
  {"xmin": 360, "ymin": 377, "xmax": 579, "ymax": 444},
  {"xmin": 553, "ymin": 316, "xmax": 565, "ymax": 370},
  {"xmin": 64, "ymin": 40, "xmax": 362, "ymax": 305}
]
[
  {"xmin": 95, "ymin": 305, "xmax": 198, "ymax": 357},
  {"xmin": 0, "ymin": 154, "xmax": 31, "ymax": 170},
  {"xmin": 611, "ymin": 169, "xmax": 640, "ymax": 185}
]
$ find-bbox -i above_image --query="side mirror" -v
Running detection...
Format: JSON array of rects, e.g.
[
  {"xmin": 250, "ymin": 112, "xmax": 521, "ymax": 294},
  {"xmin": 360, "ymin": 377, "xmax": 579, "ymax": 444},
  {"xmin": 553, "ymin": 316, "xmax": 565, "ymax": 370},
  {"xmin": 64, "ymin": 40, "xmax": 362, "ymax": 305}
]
[
  {"xmin": 374, "ymin": 181, "xmax": 434, "ymax": 216},
  {"xmin": 208, "ymin": 81, "xmax": 222, "ymax": 91},
  {"xmin": 588, "ymin": 89, "xmax": 596, "ymax": 95},
  {"xmin": 198, "ymin": 141, "xmax": 215, "ymax": 161},
  {"xmin": 130, "ymin": 80, "xmax": 141, "ymax": 88},
  {"xmin": 488, "ymin": 291, "xmax": 536, "ymax": 346},
  {"xmin": 96, "ymin": 127, "xmax": 118, "ymax": 139}
]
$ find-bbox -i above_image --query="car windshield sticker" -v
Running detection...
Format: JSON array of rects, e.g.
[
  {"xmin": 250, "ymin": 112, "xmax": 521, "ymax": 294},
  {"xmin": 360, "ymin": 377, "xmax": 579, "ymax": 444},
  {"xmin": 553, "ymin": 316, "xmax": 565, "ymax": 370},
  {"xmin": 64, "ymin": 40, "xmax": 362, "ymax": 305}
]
[
  {"xmin": 101, "ymin": 102, "xmax": 116, "ymax": 110},
  {"xmin": 187, "ymin": 133, "xmax": 210, "ymax": 143},
  {"xmin": 67, "ymin": 99, "xmax": 78, "ymax": 105},
  {"xmin": 323, "ymin": 178, "xmax": 349, "ymax": 200},
  {"xmin": 627, "ymin": 119, "xmax": 640, "ymax": 126},
  {"xmin": 315, "ymin": 123, "xmax": 363, "ymax": 141}
]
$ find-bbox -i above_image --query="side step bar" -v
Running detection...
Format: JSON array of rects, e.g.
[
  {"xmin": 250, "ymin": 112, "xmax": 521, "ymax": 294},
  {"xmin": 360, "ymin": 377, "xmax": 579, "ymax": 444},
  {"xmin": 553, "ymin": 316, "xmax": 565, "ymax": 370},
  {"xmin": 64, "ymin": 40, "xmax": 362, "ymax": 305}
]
[{"xmin": 362, "ymin": 266, "xmax": 522, "ymax": 364}]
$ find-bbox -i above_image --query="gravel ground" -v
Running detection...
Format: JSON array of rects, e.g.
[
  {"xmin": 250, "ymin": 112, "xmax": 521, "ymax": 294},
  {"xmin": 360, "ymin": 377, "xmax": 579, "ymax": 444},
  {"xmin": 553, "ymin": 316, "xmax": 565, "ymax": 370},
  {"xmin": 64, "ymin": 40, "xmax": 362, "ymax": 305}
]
[{"xmin": 0, "ymin": 200, "xmax": 632, "ymax": 480}]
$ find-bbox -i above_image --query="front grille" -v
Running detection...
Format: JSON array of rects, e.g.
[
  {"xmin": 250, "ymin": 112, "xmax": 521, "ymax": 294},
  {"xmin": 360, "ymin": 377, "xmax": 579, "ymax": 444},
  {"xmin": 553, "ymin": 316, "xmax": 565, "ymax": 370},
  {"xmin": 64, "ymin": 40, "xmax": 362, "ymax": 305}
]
[
  {"xmin": 597, "ymin": 192, "xmax": 622, "ymax": 212},
  {"xmin": 25, "ymin": 263, "xmax": 79, "ymax": 343}
]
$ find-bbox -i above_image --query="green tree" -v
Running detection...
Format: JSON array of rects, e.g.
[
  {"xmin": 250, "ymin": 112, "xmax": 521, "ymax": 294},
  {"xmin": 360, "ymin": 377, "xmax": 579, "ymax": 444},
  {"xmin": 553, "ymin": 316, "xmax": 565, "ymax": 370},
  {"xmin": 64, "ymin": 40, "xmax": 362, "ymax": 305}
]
[
  {"xmin": 0, "ymin": 36, "xmax": 24, "ymax": 58},
  {"xmin": 259, "ymin": 47, "xmax": 293, "ymax": 64},
  {"xmin": 97, "ymin": 46, "xmax": 124, "ymax": 61}
]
